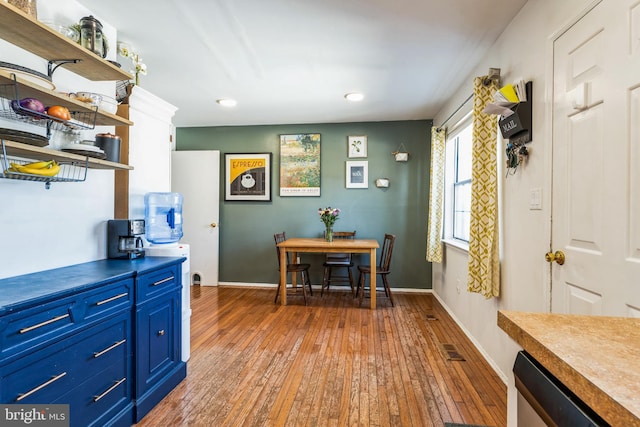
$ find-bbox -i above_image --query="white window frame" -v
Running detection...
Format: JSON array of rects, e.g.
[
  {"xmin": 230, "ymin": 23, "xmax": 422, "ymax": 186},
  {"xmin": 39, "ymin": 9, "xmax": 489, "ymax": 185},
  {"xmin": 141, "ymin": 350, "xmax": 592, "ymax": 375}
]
[{"xmin": 443, "ymin": 112, "xmax": 473, "ymax": 250}]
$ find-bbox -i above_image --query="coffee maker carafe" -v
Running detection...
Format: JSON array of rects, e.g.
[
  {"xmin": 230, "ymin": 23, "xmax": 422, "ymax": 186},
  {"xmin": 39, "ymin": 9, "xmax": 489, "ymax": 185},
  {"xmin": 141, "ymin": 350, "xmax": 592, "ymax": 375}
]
[{"xmin": 107, "ymin": 219, "xmax": 145, "ymax": 259}]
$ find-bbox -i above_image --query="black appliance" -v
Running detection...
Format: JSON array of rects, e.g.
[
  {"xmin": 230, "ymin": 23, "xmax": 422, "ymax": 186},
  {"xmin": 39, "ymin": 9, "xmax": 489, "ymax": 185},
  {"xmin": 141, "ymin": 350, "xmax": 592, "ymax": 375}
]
[{"xmin": 107, "ymin": 219, "xmax": 145, "ymax": 259}]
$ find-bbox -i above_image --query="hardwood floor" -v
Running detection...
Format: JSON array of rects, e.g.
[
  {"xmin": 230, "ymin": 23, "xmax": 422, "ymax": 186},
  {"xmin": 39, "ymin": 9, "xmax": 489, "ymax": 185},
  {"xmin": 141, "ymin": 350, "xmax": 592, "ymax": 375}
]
[{"xmin": 135, "ymin": 286, "xmax": 506, "ymax": 427}]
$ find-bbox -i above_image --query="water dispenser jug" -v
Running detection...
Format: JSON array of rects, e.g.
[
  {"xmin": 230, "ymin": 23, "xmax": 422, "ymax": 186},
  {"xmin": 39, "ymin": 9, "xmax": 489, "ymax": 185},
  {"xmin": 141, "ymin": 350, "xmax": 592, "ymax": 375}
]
[{"xmin": 144, "ymin": 192, "xmax": 184, "ymax": 244}]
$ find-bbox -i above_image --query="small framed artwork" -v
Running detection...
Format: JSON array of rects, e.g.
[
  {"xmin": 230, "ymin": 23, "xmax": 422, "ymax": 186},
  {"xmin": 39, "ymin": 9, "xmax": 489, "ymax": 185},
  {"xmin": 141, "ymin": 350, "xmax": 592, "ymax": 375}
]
[
  {"xmin": 346, "ymin": 160, "xmax": 368, "ymax": 188},
  {"xmin": 348, "ymin": 135, "xmax": 367, "ymax": 158},
  {"xmin": 225, "ymin": 152, "xmax": 272, "ymax": 201}
]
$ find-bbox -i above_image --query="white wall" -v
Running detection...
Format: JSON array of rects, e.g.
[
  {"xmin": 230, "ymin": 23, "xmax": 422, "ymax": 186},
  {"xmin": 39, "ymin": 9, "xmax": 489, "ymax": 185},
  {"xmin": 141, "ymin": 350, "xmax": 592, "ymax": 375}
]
[
  {"xmin": 431, "ymin": 0, "xmax": 598, "ymax": 425},
  {"xmin": 0, "ymin": 0, "xmax": 173, "ymax": 278}
]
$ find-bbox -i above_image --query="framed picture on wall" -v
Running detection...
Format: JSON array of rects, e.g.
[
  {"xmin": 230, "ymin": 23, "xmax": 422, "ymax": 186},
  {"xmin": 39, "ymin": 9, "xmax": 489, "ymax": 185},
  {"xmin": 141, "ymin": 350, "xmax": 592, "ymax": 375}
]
[
  {"xmin": 225, "ymin": 153, "xmax": 272, "ymax": 201},
  {"xmin": 346, "ymin": 160, "xmax": 368, "ymax": 188},
  {"xmin": 347, "ymin": 135, "xmax": 367, "ymax": 158},
  {"xmin": 279, "ymin": 133, "xmax": 321, "ymax": 196}
]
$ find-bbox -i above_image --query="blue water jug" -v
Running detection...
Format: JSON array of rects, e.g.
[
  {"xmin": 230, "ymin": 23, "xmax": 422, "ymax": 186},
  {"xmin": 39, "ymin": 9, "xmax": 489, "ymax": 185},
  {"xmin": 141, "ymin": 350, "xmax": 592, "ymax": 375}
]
[{"xmin": 144, "ymin": 192, "xmax": 184, "ymax": 244}]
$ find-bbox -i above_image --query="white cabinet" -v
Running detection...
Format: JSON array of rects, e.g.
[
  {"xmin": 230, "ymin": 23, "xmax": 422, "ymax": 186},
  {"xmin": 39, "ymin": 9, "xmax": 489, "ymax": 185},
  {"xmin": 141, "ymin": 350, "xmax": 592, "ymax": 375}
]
[{"xmin": 126, "ymin": 86, "xmax": 178, "ymax": 219}]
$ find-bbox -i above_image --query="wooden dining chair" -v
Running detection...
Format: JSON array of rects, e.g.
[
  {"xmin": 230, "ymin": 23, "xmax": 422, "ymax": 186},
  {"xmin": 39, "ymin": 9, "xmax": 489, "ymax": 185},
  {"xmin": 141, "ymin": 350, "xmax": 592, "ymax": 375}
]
[
  {"xmin": 274, "ymin": 232, "xmax": 313, "ymax": 305},
  {"xmin": 356, "ymin": 233, "xmax": 395, "ymax": 306},
  {"xmin": 321, "ymin": 230, "xmax": 356, "ymax": 296}
]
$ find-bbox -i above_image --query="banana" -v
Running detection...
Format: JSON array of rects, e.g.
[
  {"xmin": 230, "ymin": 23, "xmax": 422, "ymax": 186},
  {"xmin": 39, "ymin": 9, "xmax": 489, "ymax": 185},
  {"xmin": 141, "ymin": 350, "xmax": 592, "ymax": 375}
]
[
  {"xmin": 22, "ymin": 160, "xmax": 54, "ymax": 169},
  {"xmin": 9, "ymin": 161, "xmax": 60, "ymax": 177}
]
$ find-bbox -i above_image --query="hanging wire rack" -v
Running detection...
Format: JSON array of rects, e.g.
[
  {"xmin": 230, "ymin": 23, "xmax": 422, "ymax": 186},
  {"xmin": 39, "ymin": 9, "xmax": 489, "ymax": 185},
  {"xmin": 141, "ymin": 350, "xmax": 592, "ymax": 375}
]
[
  {"xmin": 0, "ymin": 77, "xmax": 98, "ymax": 135},
  {"xmin": 0, "ymin": 139, "xmax": 88, "ymax": 189}
]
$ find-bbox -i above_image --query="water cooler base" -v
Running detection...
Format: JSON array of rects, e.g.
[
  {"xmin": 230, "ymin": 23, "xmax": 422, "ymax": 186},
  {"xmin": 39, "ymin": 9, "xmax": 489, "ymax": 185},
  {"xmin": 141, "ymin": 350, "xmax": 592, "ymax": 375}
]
[{"xmin": 145, "ymin": 243, "xmax": 191, "ymax": 362}]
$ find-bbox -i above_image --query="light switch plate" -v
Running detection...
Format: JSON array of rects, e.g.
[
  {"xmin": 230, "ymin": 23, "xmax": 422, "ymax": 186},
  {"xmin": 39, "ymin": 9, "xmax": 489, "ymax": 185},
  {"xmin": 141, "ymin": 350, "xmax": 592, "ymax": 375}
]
[{"xmin": 529, "ymin": 187, "xmax": 542, "ymax": 210}]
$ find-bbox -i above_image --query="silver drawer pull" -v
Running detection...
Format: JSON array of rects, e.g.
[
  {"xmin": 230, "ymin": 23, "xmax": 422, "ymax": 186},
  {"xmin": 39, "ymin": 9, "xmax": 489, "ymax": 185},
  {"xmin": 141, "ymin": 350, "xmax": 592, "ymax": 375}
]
[
  {"xmin": 17, "ymin": 372, "xmax": 67, "ymax": 401},
  {"xmin": 19, "ymin": 314, "xmax": 70, "ymax": 334},
  {"xmin": 95, "ymin": 292, "xmax": 128, "ymax": 306},
  {"xmin": 152, "ymin": 276, "xmax": 174, "ymax": 286},
  {"xmin": 93, "ymin": 339, "xmax": 126, "ymax": 358},
  {"xmin": 157, "ymin": 330, "xmax": 165, "ymax": 336},
  {"xmin": 93, "ymin": 378, "xmax": 126, "ymax": 402}
]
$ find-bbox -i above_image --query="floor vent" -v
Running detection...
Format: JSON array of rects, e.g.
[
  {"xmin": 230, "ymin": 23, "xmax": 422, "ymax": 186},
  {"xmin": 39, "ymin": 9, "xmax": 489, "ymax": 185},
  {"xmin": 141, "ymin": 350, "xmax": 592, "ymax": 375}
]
[
  {"xmin": 425, "ymin": 312, "xmax": 438, "ymax": 321},
  {"xmin": 441, "ymin": 343, "xmax": 465, "ymax": 361},
  {"xmin": 444, "ymin": 423, "xmax": 491, "ymax": 427}
]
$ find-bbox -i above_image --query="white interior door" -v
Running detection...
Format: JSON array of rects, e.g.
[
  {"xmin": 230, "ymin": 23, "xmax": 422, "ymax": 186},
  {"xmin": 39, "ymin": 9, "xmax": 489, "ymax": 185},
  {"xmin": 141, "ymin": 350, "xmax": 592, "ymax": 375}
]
[
  {"xmin": 551, "ymin": 0, "xmax": 640, "ymax": 316},
  {"xmin": 171, "ymin": 151, "xmax": 220, "ymax": 286}
]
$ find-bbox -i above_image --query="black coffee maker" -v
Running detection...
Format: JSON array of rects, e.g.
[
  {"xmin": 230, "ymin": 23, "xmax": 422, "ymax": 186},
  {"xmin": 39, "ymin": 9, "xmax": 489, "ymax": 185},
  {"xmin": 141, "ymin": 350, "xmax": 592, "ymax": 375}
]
[{"xmin": 107, "ymin": 219, "xmax": 145, "ymax": 259}]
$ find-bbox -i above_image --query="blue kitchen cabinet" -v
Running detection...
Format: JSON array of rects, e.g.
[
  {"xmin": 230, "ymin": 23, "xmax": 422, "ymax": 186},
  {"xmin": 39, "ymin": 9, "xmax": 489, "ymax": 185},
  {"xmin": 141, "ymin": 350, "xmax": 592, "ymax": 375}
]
[
  {"xmin": 0, "ymin": 257, "xmax": 186, "ymax": 427},
  {"xmin": 134, "ymin": 263, "xmax": 186, "ymax": 422},
  {"xmin": 0, "ymin": 276, "xmax": 135, "ymax": 427}
]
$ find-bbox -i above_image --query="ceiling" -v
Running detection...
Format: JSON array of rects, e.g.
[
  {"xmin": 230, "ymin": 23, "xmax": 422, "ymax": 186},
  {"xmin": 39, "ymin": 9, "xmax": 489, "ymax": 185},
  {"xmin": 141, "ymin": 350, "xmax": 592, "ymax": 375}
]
[{"xmin": 78, "ymin": 0, "xmax": 527, "ymax": 128}]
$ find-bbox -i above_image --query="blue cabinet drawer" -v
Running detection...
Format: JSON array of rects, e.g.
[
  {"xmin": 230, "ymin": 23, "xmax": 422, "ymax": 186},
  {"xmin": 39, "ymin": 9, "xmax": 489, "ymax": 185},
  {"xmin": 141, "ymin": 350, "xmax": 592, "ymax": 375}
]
[
  {"xmin": 0, "ymin": 278, "xmax": 133, "ymax": 361},
  {"xmin": 136, "ymin": 265, "xmax": 179, "ymax": 303},
  {"xmin": 78, "ymin": 316, "xmax": 131, "ymax": 376},
  {"xmin": 82, "ymin": 279, "xmax": 133, "ymax": 322},
  {"xmin": 55, "ymin": 361, "xmax": 131, "ymax": 427},
  {"xmin": 1, "ymin": 315, "xmax": 131, "ymax": 404},
  {"xmin": 0, "ymin": 295, "xmax": 79, "ymax": 360}
]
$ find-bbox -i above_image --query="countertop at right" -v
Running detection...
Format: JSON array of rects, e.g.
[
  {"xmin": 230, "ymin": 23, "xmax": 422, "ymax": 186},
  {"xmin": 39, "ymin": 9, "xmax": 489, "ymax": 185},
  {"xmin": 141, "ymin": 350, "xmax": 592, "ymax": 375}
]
[{"xmin": 497, "ymin": 310, "xmax": 640, "ymax": 426}]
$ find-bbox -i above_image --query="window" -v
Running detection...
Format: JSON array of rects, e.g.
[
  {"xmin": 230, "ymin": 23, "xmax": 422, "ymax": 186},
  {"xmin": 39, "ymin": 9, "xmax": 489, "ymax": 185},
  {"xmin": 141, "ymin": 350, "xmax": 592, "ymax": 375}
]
[{"xmin": 444, "ymin": 115, "xmax": 473, "ymax": 244}]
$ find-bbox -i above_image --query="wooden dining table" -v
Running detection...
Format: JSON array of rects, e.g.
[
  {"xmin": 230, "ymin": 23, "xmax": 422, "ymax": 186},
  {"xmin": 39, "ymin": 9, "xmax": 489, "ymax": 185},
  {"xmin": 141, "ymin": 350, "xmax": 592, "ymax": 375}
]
[{"xmin": 277, "ymin": 237, "xmax": 380, "ymax": 309}]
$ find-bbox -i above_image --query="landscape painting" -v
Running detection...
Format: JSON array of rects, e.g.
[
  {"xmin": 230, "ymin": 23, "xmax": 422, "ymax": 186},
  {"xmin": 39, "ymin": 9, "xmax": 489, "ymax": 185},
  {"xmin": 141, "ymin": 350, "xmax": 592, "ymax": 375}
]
[{"xmin": 279, "ymin": 133, "xmax": 321, "ymax": 196}]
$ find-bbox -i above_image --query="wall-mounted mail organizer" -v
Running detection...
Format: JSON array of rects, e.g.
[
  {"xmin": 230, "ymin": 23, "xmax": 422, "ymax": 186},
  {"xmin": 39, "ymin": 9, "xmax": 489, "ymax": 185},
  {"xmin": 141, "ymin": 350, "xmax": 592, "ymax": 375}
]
[{"xmin": 499, "ymin": 81, "xmax": 532, "ymax": 146}]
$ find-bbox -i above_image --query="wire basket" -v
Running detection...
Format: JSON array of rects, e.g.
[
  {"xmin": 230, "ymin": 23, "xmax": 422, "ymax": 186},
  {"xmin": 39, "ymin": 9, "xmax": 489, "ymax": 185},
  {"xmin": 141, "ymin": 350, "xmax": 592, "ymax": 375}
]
[
  {"xmin": 0, "ymin": 82, "xmax": 98, "ymax": 132},
  {"xmin": 0, "ymin": 139, "xmax": 88, "ymax": 189}
]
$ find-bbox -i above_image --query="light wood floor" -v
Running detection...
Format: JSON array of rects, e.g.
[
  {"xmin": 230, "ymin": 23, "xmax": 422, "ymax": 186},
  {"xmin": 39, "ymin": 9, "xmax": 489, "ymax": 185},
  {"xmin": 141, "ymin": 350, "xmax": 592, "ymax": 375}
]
[{"xmin": 135, "ymin": 286, "xmax": 506, "ymax": 427}]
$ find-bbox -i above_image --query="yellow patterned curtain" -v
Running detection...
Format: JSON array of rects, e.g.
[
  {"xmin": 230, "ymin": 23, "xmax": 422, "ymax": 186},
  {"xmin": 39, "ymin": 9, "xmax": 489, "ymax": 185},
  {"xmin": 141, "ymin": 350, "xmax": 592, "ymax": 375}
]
[
  {"xmin": 426, "ymin": 126, "xmax": 446, "ymax": 263},
  {"xmin": 468, "ymin": 76, "xmax": 500, "ymax": 298}
]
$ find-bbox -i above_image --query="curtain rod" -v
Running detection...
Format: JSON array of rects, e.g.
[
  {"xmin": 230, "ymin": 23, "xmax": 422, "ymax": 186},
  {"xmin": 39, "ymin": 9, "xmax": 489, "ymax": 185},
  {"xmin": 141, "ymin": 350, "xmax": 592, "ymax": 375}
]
[{"xmin": 436, "ymin": 93, "xmax": 473, "ymax": 131}]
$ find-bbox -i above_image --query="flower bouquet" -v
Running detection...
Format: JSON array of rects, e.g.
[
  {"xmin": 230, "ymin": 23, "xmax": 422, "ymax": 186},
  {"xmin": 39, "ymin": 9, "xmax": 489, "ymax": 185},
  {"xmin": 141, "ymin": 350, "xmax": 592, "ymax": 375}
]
[{"xmin": 318, "ymin": 207, "xmax": 340, "ymax": 242}]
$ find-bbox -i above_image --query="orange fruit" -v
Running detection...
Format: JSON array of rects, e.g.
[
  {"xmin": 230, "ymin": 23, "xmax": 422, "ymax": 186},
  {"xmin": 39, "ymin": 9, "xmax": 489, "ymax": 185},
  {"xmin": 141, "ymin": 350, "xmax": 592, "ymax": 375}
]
[{"xmin": 47, "ymin": 105, "xmax": 71, "ymax": 121}]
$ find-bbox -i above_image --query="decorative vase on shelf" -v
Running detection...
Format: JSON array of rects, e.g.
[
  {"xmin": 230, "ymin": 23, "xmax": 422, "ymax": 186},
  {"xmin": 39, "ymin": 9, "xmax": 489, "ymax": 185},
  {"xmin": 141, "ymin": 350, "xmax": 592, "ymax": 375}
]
[{"xmin": 325, "ymin": 225, "xmax": 333, "ymax": 242}]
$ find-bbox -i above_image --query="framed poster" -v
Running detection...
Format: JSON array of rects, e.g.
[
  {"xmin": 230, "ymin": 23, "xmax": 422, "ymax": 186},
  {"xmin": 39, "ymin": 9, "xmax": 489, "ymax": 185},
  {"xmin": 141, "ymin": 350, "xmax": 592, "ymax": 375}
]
[
  {"xmin": 348, "ymin": 135, "xmax": 367, "ymax": 158},
  {"xmin": 346, "ymin": 160, "xmax": 368, "ymax": 188},
  {"xmin": 279, "ymin": 133, "xmax": 321, "ymax": 196},
  {"xmin": 225, "ymin": 153, "xmax": 272, "ymax": 201}
]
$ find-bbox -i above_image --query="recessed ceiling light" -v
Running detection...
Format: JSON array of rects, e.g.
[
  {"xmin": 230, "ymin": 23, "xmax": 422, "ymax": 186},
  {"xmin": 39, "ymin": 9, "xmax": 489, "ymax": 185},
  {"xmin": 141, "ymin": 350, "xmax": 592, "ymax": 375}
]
[
  {"xmin": 216, "ymin": 98, "xmax": 237, "ymax": 107},
  {"xmin": 344, "ymin": 92, "xmax": 364, "ymax": 102}
]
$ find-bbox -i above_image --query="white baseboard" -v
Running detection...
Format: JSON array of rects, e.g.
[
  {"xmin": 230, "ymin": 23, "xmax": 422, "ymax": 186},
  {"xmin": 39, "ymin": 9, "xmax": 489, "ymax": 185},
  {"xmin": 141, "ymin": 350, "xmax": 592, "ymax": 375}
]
[
  {"xmin": 218, "ymin": 282, "xmax": 433, "ymax": 294},
  {"xmin": 219, "ymin": 282, "xmax": 276, "ymax": 289}
]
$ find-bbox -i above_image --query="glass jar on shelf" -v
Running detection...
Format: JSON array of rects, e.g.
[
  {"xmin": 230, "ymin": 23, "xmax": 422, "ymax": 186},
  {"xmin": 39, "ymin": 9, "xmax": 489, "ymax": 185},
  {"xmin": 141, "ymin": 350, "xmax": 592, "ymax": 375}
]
[{"xmin": 8, "ymin": 0, "xmax": 37, "ymax": 19}]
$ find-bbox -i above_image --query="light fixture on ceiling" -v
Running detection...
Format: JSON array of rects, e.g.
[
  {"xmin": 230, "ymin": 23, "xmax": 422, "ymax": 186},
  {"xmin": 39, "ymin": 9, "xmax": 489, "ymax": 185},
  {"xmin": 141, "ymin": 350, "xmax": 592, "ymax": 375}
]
[
  {"xmin": 216, "ymin": 98, "xmax": 237, "ymax": 107},
  {"xmin": 344, "ymin": 92, "xmax": 364, "ymax": 102}
]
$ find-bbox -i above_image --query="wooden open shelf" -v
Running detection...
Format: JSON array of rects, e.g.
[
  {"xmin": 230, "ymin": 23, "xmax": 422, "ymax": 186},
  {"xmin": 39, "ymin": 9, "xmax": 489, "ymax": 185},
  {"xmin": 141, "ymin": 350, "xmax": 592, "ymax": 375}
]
[
  {"xmin": 0, "ymin": 3, "xmax": 133, "ymax": 81},
  {"xmin": 2, "ymin": 140, "xmax": 133, "ymax": 170}
]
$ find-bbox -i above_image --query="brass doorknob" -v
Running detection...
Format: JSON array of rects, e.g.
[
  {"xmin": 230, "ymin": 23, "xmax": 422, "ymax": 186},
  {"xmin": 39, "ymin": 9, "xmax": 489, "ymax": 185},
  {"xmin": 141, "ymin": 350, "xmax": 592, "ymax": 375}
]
[
  {"xmin": 210, "ymin": 222, "xmax": 217, "ymax": 228},
  {"xmin": 545, "ymin": 250, "xmax": 565, "ymax": 265}
]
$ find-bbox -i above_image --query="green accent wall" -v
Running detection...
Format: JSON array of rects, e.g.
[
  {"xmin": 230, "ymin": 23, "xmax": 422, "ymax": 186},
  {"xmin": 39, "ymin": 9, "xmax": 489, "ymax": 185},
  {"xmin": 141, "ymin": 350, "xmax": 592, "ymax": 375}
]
[{"xmin": 176, "ymin": 120, "xmax": 432, "ymax": 289}]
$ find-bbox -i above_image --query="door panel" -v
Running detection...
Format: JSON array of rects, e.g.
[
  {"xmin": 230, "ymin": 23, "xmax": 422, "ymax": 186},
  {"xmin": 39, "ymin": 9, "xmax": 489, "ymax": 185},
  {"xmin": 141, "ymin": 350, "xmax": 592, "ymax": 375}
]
[
  {"xmin": 567, "ymin": 106, "xmax": 603, "ymax": 253},
  {"xmin": 631, "ymin": 88, "xmax": 640, "ymax": 264},
  {"xmin": 552, "ymin": 0, "xmax": 640, "ymax": 316}
]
